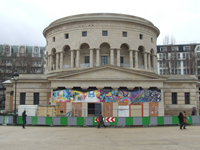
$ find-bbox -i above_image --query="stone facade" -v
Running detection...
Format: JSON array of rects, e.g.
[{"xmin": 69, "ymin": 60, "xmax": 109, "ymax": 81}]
[{"xmin": 3, "ymin": 13, "xmax": 199, "ymax": 116}]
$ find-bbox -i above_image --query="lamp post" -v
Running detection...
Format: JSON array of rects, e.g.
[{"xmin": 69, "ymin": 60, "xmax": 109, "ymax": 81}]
[{"xmin": 13, "ymin": 70, "xmax": 19, "ymax": 125}]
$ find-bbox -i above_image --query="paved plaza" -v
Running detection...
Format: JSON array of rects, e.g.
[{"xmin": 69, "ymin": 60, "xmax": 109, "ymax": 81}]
[{"xmin": 0, "ymin": 125, "xmax": 200, "ymax": 150}]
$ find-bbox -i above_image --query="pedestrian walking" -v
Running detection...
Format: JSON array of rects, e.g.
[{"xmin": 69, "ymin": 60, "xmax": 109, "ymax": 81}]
[
  {"xmin": 178, "ymin": 112, "xmax": 183, "ymax": 129},
  {"xmin": 182, "ymin": 111, "xmax": 187, "ymax": 129},
  {"xmin": 22, "ymin": 110, "xmax": 27, "ymax": 129},
  {"xmin": 192, "ymin": 107, "xmax": 195, "ymax": 115},
  {"xmin": 98, "ymin": 111, "xmax": 106, "ymax": 128}
]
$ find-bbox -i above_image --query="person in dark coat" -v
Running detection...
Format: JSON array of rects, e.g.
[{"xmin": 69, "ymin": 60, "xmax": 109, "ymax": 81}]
[
  {"xmin": 182, "ymin": 111, "xmax": 187, "ymax": 129},
  {"xmin": 192, "ymin": 110, "xmax": 195, "ymax": 115},
  {"xmin": 98, "ymin": 112, "xmax": 106, "ymax": 128},
  {"xmin": 22, "ymin": 110, "xmax": 27, "ymax": 129},
  {"xmin": 178, "ymin": 112, "xmax": 183, "ymax": 129}
]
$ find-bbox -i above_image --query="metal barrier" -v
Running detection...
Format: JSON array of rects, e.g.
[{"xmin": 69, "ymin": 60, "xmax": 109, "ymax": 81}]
[{"xmin": 0, "ymin": 115, "xmax": 200, "ymax": 126}]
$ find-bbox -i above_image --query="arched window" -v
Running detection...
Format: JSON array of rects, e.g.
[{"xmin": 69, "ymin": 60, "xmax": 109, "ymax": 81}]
[
  {"xmin": 18, "ymin": 46, "xmax": 26, "ymax": 56},
  {"xmin": 32, "ymin": 46, "xmax": 40, "ymax": 57},
  {"xmin": 3, "ymin": 45, "xmax": 11, "ymax": 56}
]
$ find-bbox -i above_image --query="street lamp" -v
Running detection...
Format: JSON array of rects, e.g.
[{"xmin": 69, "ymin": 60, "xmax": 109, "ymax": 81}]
[{"xmin": 13, "ymin": 70, "xmax": 19, "ymax": 125}]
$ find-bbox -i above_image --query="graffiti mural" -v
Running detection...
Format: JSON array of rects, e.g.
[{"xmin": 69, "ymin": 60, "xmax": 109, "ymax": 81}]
[{"xmin": 53, "ymin": 89, "xmax": 161, "ymax": 103}]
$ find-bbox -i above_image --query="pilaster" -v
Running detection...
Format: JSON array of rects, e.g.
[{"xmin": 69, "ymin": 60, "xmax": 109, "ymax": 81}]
[
  {"xmin": 117, "ymin": 49, "xmax": 120, "ymax": 66},
  {"xmin": 90, "ymin": 48, "xmax": 94, "ymax": 67}
]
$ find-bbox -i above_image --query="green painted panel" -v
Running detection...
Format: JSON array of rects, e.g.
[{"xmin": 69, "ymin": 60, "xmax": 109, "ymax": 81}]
[
  {"xmin": 157, "ymin": 117, "xmax": 164, "ymax": 125},
  {"xmin": 142, "ymin": 117, "xmax": 149, "ymax": 125},
  {"xmin": 172, "ymin": 116, "xmax": 179, "ymax": 124},
  {"xmin": 31, "ymin": 117, "xmax": 38, "ymax": 124},
  {"xmin": 77, "ymin": 117, "xmax": 84, "ymax": 125},
  {"xmin": 93, "ymin": 117, "xmax": 99, "ymax": 125},
  {"xmin": 187, "ymin": 116, "xmax": 192, "ymax": 124},
  {"xmin": 126, "ymin": 117, "xmax": 133, "ymax": 125},
  {"xmin": 46, "ymin": 117, "xmax": 52, "ymax": 125},
  {"xmin": 60, "ymin": 117, "xmax": 68, "ymax": 125},
  {"xmin": 3, "ymin": 116, "xmax": 5, "ymax": 124},
  {"xmin": 18, "ymin": 116, "xmax": 23, "ymax": 124},
  {"xmin": 110, "ymin": 117, "xmax": 118, "ymax": 126}
]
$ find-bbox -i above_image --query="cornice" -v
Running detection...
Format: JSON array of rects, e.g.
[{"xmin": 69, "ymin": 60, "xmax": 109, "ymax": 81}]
[{"xmin": 43, "ymin": 13, "xmax": 160, "ymax": 37}]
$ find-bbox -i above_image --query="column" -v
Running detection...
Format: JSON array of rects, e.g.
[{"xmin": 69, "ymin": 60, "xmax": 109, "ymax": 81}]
[
  {"xmin": 70, "ymin": 50, "xmax": 74, "ymax": 68},
  {"xmin": 76, "ymin": 49, "xmax": 80, "ymax": 68},
  {"xmin": 90, "ymin": 49, "xmax": 93, "ymax": 67},
  {"xmin": 96, "ymin": 48, "xmax": 100, "ymax": 66},
  {"xmin": 56, "ymin": 52, "xmax": 59, "ymax": 70},
  {"xmin": 134, "ymin": 50, "xmax": 138, "ymax": 68},
  {"xmin": 5, "ymin": 92, "xmax": 11, "ymax": 111},
  {"xmin": 45, "ymin": 56, "xmax": 48, "ymax": 72},
  {"xmin": 129, "ymin": 50, "xmax": 133, "ymax": 68},
  {"xmin": 117, "ymin": 49, "xmax": 120, "ymax": 66},
  {"xmin": 110, "ymin": 49, "xmax": 114, "ymax": 65},
  {"xmin": 47, "ymin": 56, "xmax": 50, "ymax": 71},
  {"xmin": 148, "ymin": 53, "xmax": 151, "ymax": 70},
  {"xmin": 50, "ymin": 54, "xmax": 53, "ymax": 71},
  {"xmin": 154, "ymin": 55, "xmax": 157, "ymax": 72},
  {"xmin": 60, "ymin": 52, "xmax": 63, "ymax": 69},
  {"xmin": 144, "ymin": 52, "xmax": 147, "ymax": 69}
]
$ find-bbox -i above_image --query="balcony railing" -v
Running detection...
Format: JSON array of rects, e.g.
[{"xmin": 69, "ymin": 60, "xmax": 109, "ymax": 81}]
[
  {"xmin": 1, "ymin": 52, "xmax": 11, "ymax": 57},
  {"xmin": 139, "ymin": 65, "xmax": 145, "ymax": 69},
  {"xmin": 32, "ymin": 64, "xmax": 41, "ymax": 67},
  {"xmin": 80, "ymin": 63, "xmax": 90, "ymax": 68},
  {"xmin": 120, "ymin": 63, "xmax": 130, "ymax": 67},
  {"xmin": 17, "ymin": 53, "xmax": 27, "ymax": 57},
  {"xmin": 63, "ymin": 65, "xmax": 70, "ymax": 69},
  {"xmin": 46, "ymin": 63, "xmax": 155, "ymax": 71},
  {"xmin": 5, "ymin": 62, "xmax": 12, "ymax": 66},
  {"xmin": 32, "ymin": 54, "xmax": 41, "ymax": 58}
]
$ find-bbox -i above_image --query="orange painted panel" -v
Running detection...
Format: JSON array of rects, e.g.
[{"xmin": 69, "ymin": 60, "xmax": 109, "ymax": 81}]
[
  {"xmin": 47, "ymin": 92, "xmax": 51, "ymax": 104},
  {"xmin": 10, "ymin": 95, "xmax": 13, "ymax": 111},
  {"xmin": 149, "ymin": 102, "xmax": 158, "ymax": 116},
  {"xmin": 56, "ymin": 102, "xmax": 67, "ymax": 115},
  {"xmin": 118, "ymin": 102, "xmax": 129, "ymax": 106},
  {"xmin": 72, "ymin": 102, "xmax": 82, "ymax": 117},
  {"xmin": 103, "ymin": 102, "xmax": 113, "ymax": 117}
]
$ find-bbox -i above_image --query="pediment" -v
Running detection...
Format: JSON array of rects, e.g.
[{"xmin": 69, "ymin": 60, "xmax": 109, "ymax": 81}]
[{"xmin": 48, "ymin": 65, "xmax": 165, "ymax": 81}]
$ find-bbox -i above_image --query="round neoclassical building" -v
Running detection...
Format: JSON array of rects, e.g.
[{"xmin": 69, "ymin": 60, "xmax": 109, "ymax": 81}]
[
  {"xmin": 3, "ymin": 13, "xmax": 198, "ymax": 119},
  {"xmin": 43, "ymin": 13, "xmax": 159, "ymax": 73}
]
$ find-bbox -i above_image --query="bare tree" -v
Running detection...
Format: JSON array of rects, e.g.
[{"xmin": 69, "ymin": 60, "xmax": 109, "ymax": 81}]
[
  {"xmin": 160, "ymin": 44, "xmax": 197, "ymax": 75},
  {"xmin": 163, "ymin": 35, "xmax": 170, "ymax": 45},
  {"xmin": 162, "ymin": 35, "xmax": 176, "ymax": 45}
]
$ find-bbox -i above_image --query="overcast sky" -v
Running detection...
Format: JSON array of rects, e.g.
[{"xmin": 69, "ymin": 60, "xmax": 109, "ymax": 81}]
[{"xmin": 1, "ymin": 0, "xmax": 200, "ymax": 46}]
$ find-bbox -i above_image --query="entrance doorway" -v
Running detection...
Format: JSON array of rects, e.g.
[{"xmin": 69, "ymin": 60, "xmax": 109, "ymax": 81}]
[{"xmin": 88, "ymin": 103, "xmax": 102, "ymax": 117}]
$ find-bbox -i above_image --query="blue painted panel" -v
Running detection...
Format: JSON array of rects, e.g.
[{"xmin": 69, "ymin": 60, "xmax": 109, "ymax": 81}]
[
  {"xmin": 85, "ymin": 117, "xmax": 93, "ymax": 126},
  {"xmin": 38, "ymin": 117, "xmax": 46, "ymax": 125},
  {"xmin": 68, "ymin": 117, "xmax": 77, "ymax": 125},
  {"xmin": 164, "ymin": 116, "xmax": 172, "ymax": 125},
  {"xmin": 0, "ymin": 116, "xmax": 3, "ymax": 124},
  {"xmin": 26, "ymin": 116, "xmax": 32, "ymax": 125},
  {"xmin": 150, "ymin": 117, "xmax": 157, "ymax": 125},
  {"xmin": 53, "ymin": 117, "xmax": 60, "ymax": 125},
  {"xmin": 5, "ymin": 116, "xmax": 13, "ymax": 124},
  {"xmin": 133, "ymin": 117, "xmax": 142, "ymax": 125},
  {"xmin": 118, "ymin": 117, "xmax": 126, "ymax": 126},
  {"xmin": 192, "ymin": 116, "xmax": 199, "ymax": 124}
]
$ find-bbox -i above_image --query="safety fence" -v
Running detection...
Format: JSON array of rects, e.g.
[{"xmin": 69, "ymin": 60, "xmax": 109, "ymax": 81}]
[{"xmin": 0, "ymin": 116, "xmax": 200, "ymax": 126}]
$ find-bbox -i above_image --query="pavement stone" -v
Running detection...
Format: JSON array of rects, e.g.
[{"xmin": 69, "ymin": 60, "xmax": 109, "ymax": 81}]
[{"xmin": 0, "ymin": 125, "xmax": 200, "ymax": 150}]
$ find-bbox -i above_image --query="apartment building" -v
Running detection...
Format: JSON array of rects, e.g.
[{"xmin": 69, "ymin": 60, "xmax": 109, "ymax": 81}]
[{"xmin": 157, "ymin": 44, "xmax": 200, "ymax": 79}]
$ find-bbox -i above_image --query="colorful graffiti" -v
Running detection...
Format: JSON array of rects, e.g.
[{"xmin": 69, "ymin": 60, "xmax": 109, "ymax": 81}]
[{"xmin": 53, "ymin": 89, "xmax": 161, "ymax": 103}]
